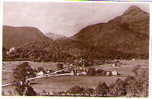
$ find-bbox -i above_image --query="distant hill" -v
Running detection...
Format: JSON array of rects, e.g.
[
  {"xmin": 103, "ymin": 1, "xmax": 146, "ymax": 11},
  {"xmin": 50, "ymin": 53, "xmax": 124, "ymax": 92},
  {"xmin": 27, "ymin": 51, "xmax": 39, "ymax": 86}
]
[
  {"xmin": 3, "ymin": 26, "xmax": 52, "ymax": 49},
  {"xmin": 72, "ymin": 6, "xmax": 149, "ymax": 59},
  {"xmin": 45, "ymin": 33, "xmax": 67, "ymax": 40}
]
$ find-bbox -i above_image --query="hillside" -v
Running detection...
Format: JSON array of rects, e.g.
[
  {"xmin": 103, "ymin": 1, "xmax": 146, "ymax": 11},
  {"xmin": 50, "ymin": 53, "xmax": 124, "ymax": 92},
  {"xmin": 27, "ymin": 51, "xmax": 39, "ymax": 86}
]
[
  {"xmin": 72, "ymin": 6, "xmax": 149, "ymax": 59},
  {"xmin": 3, "ymin": 26, "xmax": 51, "ymax": 49}
]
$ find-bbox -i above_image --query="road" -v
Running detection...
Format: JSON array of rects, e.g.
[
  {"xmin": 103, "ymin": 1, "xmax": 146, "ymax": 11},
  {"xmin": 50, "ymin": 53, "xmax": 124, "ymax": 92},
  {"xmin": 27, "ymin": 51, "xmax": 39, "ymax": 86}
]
[{"xmin": 2, "ymin": 68, "xmax": 72, "ymax": 87}]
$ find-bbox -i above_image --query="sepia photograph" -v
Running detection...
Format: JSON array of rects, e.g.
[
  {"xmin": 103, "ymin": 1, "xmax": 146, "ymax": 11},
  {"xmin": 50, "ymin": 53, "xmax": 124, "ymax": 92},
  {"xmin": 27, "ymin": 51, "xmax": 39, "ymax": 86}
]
[{"xmin": 2, "ymin": 2, "xmax": 149, "ymax": 97}]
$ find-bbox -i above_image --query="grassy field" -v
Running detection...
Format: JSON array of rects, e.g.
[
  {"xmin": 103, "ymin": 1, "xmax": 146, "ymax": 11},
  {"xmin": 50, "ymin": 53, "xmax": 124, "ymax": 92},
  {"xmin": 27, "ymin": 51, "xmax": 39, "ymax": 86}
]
[
  {"xmin": 2, "ymin": 59, "xmax": 149, "ymax": 95},
  {"xmin": 30, "ymin": 76, "xmax": 127, "ymax": 94}
]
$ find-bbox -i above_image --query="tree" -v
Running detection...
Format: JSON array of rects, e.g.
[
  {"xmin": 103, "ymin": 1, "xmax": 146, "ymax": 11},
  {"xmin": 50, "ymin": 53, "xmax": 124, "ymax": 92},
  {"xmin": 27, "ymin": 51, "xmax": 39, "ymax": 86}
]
[
  {"xmin": 57, "ymin": 63, "xmax": 64, "ymax": 70},
  {"xmin": 95, "ymin": 82, "xmax": 109, "ymax": 96},
  {"xmin": 109, "ymin": 78, "xmax": 126, "ymax": 96},
  {"xmin": 124, "ymin": 73, "xmax": 148, "ymax": 97},
  {"xmin": 13, "ymin": 62, "xmax": 36, "ymax": 96},
  {"xmin": 24, "ymin": 85, "xmax": 37, "ymax": 96},
  {"xmin": 37, "ymin": 67, "xmax": 45, "ymax": 72},
  {"xmin": 132, "ymin": 65, "xmax": 140, "ymax": 76}
]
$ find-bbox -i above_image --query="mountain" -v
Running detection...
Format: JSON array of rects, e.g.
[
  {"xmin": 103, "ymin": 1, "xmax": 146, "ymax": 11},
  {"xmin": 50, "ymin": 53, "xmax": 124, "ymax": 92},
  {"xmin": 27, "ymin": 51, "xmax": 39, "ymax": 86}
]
[
  {"xmin": 3, "ymin": 26, "xmax": 52, "ymax": 49},
  {"xmin": 121, "ymin": 5, "xmax": 149, "ymax": 35},
  {"xmin": 3, "ymin": 6, "xmax": 149, "ymax": 61},
  {"xmin": 45, "ymin": 33, "xmax": 67, "ymax": 40},
  {"xmin": 72, "ymin": 6, "xmax": 149, "ymax": 59}
]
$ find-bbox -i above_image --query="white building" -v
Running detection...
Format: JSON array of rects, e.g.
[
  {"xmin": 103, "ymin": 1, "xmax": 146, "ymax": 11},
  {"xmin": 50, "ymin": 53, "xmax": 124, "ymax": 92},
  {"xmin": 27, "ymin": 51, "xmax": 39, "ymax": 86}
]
[
  {"xmin": 7, "ymin": 47, "xmax": 16, "ymax": 55},
  {"xmin": 36, "ymin": 71, "xmax": 44, "ymax": 76},
  {"xmin": 112, "ymin": 70, "xmax": 118, "ymax": 76},
  {"xmin": 132, "ymin": 58, "xmax": 136, "ymax": 61},
  {"xmin": 106, "ymin": 71, "xmax": 111, "ymax": 76}
]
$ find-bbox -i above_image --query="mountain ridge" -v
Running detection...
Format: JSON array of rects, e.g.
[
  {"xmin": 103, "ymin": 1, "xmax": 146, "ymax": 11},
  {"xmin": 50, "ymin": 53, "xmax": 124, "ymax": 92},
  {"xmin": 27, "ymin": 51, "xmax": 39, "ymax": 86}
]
[
  {"xmin": 3, "ymin": 5, "xmax": 149, "ymax": 60},
  {"xmin": 72, "ymin": 5, "xmax": 149, "ymax": 58},
  {"xmin": 3, "ymin": 25, "xmax": 52, "ymax": 49}
]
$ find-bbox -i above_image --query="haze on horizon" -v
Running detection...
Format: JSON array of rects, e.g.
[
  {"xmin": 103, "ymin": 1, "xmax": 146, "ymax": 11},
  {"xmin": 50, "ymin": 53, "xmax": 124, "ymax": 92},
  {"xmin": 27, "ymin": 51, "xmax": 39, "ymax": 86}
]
[{"xmin": 4, "ymin": 2, "xmax": 149, "ymax": 37}]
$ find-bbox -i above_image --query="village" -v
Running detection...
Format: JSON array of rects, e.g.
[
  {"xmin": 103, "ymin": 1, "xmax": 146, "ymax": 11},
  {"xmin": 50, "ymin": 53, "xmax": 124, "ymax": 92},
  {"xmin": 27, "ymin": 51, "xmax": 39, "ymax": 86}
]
[
  {"xmin": 4, "ymin": 47, "xmax": 122, "ymax": 78},
  {"xmin": 25, "ymin": 58, "xmax": 121, "ymax": 78}
]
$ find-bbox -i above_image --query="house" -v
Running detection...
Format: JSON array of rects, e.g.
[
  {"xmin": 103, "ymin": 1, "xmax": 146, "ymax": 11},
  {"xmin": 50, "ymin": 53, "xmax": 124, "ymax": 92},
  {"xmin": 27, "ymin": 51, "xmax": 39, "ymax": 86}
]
[
  {"xmin": 36, "ymin": 71, "xmax": 44, "ymax": 76},
  {"xmin": 46, "ymin": 70, "xmax": 50, "ymax": 74},
  {"xmin": 111, "ymin": 70, "xmax": 118, "ymax": 76},
  {"xmin": 112, "ymin": 63, "xmax": 120, "ymax": 68},
  {"xmin": 106, "ymin": 71, "xmax": 111, "ymax": 76},
  {"xmin": 7, "ymin": 47, "xmax": 16, "ymax": 55},
  {"xmin": 112, "ymin": 64, "xmax": 116, "ymax": 67},
  {"xmin": 19, "ymin": 81, "xmax": 23, "ymax": 86},
  {"xmin": 132, "ymin": 58, "xmax": 136, "ymax": 61}
]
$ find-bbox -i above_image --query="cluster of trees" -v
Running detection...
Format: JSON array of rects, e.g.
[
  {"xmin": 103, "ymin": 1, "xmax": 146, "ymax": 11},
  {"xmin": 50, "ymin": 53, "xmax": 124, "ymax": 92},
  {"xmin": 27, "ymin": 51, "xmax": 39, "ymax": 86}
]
[
  {"xmin": 3, "ymin": 45, "xmax": 75, "ymax": 62},
  {"xmin": 3, "ymin": 40, "xmax": 147, "ymax": 62}
]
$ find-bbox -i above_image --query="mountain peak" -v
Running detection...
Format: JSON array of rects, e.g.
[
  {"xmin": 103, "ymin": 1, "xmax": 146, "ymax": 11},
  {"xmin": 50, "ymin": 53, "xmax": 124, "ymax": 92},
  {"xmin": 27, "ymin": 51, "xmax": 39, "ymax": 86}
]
[
  {"xmin": 123, "ymin": 5, "xmax": 146, "ymax": 16},
  {"xmin": 127, "ymin": 5, "xmax": 141, "ymax": 10}
]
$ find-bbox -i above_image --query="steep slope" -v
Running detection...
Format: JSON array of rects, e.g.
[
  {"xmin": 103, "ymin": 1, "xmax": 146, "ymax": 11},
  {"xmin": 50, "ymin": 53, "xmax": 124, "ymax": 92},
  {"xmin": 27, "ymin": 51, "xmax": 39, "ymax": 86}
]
[
  {"xmin": 3, "ymin": 26, "xmax": 51, "ymax": 49},
  {"xmin": 73, "ymin": 6, "xmax": 149, "ymax": 59},
  {"xmin": 121, "ymin": 5, "xmax": 149, "ymax": 35}
]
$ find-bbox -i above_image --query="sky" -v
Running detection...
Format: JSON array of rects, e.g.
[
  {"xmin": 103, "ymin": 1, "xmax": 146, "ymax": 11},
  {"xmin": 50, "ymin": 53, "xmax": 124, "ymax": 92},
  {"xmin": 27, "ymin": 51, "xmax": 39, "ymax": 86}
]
[{"xmin": 4, "ymin": 2, "xmax": 149, "ymax": 37}]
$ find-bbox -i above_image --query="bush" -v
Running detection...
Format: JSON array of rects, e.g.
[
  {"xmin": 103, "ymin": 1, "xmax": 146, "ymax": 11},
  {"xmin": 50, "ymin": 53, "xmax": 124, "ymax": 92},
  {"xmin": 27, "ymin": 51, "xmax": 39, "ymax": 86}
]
[
  {"xmin": 124, "ymin": 74, "xmax": 148, "ymax": 97},
  {"xmin": 95, "ymin": 82, "xmax": 109, "ymax": 96},
  {"xmin": 109, "ymin": 78, "xmax": 126, "ymax": 96},
  {"xmin": 37, "ymin": 67, "xmax": 45, "ymax": 72},
  {"xmin": 25, "ymin": 85, "xmax": 37, "ymax": 96},
  {"xmin": 87, "ymin": 68, "xmax": 96, "ymax": 76},
  {"xmin": 57, "ymin": 63, "xmax": 64, "ymax": 70},
  {"xmin": 68, "ymin": 85, "xmax": 85, "ymax": 94}
]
